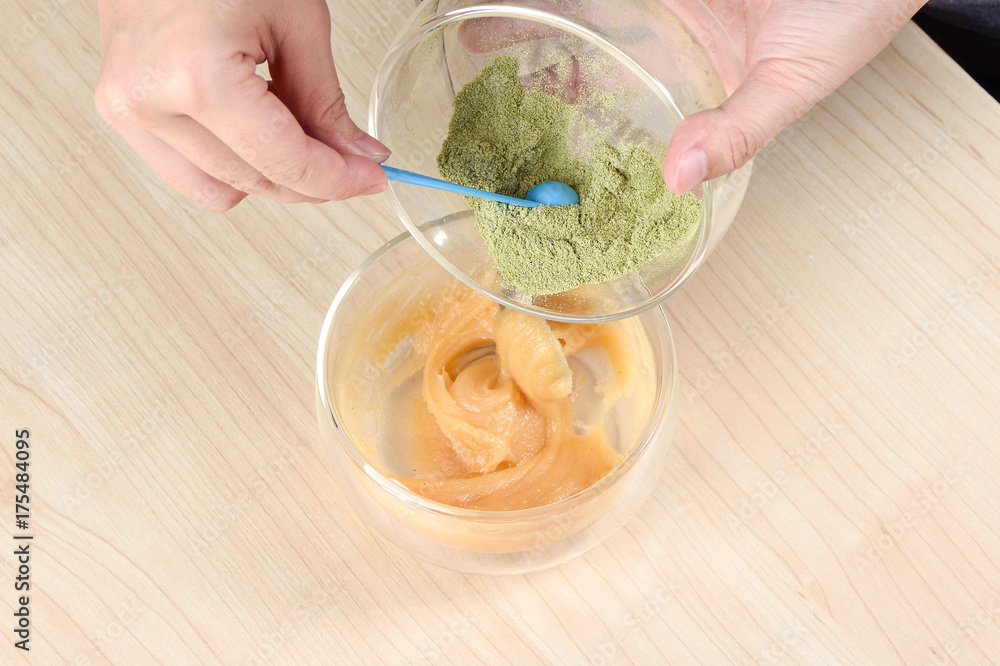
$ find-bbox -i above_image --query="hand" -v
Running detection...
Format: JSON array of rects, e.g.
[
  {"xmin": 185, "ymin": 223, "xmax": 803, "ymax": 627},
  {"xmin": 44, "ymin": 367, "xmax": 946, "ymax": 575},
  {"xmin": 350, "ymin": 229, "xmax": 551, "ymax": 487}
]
[
  {"xmin": 663, "ymin": 0, "xmax": 927, "ymax": 193},
  {"xmin": 458, "ymin": 0, "xmax": 926, "ymax": 195},
  {"xmin": 94, "ymin": 0, "xmax": 389, "ymax": 211}
]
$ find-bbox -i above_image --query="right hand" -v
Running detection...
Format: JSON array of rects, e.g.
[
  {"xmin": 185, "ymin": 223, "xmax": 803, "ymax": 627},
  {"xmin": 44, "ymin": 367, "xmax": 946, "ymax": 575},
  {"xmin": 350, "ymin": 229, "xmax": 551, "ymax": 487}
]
[
  {"xmin": 94, "ymin": 0, "xmax": 389, "ymax": 211},
  {"xmin": 662, "ymin": 0, "xmax": 928, "ymax": 194},
  {"xmin": 458, "ymin": 0, "xmax": 927, "ymax": 194}
]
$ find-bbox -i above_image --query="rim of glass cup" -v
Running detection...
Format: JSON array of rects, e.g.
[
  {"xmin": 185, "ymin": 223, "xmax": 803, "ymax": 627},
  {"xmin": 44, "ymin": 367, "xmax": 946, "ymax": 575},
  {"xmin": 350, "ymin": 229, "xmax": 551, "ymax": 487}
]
[
  {"xmin": 316, "ymin": 231, "xmax": 678, "ymax": 523},
  {"xmin": 368, "ymin": 3, "xmax": 743, "ymax": 324}
]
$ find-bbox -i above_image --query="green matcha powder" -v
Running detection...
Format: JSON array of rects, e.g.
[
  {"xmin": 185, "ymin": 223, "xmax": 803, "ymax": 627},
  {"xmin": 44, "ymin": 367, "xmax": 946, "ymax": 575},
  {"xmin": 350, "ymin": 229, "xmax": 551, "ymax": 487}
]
[{"xmin": 437, "ymin": 56, "xmax": 703, "ymax": 296}]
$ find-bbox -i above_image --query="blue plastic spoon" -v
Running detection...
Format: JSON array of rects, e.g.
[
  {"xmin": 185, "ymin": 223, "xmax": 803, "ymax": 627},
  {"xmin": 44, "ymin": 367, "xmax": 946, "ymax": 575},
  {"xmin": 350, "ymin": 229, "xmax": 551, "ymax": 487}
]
[{"xmin": 381, "ymin": 165, "xmax": 579, "ymax": 207}]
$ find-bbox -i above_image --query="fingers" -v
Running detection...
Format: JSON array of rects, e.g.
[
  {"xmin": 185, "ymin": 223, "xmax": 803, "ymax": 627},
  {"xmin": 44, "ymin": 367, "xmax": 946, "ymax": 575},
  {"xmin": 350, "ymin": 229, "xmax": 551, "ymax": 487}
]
[
  {"xmin": 268, "ymin": 3, "xmax": 391, "ymax": 164},
  {"xmin": 94, "ymin": 0, "xmax": 389, "ymax": 210},
  {"xmin": 120, "ymin": 39, "xmax": 386, "ymax": 203},
  {"xmin": 662, "ymin": 61, "xmax": 818, "ymax": 194},
  {"xmin": 141, "ymin": 113, "xmax": 322, "ymax": 204},
  {"xmin": 109, "ymin": 119, "xmax": 248, "ymax": 211},
  {"xmin": 100, "ymin": 53, "xmax": 385, "ymax": 205},
  {"xmin": 188, "ymin": 65, "xmax": 386, "ymax": 201}
]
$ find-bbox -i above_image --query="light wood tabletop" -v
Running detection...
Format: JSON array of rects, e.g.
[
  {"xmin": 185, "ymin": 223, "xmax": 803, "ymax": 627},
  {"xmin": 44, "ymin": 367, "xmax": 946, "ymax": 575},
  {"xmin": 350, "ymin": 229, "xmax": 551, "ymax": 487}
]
[{"xmin": 3, "ymin": 0, "xmax": 1000, "ymax": 664}]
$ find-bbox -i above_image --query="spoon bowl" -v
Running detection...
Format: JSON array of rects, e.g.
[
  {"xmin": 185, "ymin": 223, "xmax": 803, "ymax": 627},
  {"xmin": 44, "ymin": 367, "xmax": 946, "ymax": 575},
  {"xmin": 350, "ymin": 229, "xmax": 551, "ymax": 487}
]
[{"xmin": 525, "ymin": 181, "xmax": 580, "ymax": 206}]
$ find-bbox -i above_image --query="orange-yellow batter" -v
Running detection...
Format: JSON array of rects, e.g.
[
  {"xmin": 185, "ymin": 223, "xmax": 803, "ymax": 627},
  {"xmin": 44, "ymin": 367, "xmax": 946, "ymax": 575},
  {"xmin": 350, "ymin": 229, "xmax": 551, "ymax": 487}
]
[{"xmin": 389, "ymin": 286, "xmax": 645, "ymax": 511}]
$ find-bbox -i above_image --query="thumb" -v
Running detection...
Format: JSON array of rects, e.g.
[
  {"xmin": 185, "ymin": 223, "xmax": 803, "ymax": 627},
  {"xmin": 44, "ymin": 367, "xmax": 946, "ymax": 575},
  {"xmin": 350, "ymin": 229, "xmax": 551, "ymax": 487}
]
[
  {"xmin": 269, "ymin": 7, "xmax": 390, "ymax": 163},
  {"xmin": 662, "ymin": 62, "xmax": 819, "ymax": 194}
]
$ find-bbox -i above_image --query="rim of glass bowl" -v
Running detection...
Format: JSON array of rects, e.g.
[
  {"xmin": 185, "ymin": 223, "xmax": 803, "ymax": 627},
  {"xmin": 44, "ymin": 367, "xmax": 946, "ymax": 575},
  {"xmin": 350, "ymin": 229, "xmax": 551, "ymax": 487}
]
[
  {"xmin": 316, "ymin": 231, "xmax": 678, "ymax": 523},
  {"xmin": 369, "ymin": 3, "xmax": 742, "ymax": 324}
]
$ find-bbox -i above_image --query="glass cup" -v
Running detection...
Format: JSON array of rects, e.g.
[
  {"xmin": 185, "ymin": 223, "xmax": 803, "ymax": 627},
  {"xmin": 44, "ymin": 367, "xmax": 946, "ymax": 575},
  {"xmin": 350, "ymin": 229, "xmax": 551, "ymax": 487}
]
[
  {"xmin": 369, "ymin": 0, "xmax": 751, "ymax": 322},
  {"xmin": 315, "ymin": 230, "xmax": 678, "ymax": 574}
]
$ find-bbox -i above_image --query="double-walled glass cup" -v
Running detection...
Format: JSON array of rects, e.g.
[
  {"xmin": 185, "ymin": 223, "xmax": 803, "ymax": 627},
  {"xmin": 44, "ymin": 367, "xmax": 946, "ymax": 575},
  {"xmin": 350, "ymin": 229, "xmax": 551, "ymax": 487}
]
[
  {"xmin": 316, "ymin": 231, "xmax": 678, "ymax": 574},
  {"xmin": 370, "ymin": 0, "xmax": 751, "ymax": 322}
]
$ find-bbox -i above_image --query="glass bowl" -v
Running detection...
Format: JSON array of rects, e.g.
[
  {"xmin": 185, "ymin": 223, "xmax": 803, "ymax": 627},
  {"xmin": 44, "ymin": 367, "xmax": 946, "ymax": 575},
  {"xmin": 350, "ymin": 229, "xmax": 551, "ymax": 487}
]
[
  {"xmin": 369, "ymin": 0, "xmax": 751, "ymax": 322},
  {"xmin": 315, "ymin": 230, "xmax": 678, "ymax": 574}
]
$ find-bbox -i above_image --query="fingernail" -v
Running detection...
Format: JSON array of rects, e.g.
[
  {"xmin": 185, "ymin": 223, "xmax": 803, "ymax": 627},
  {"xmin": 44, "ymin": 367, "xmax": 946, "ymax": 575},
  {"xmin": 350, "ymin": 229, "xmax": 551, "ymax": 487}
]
[
  {"xmin": 354, "ymin": 133, "xmax": 391, "ymax": 161},
  {"xmin": 671, "ymin": 147, "xmax": 708, "ymax": 194}
]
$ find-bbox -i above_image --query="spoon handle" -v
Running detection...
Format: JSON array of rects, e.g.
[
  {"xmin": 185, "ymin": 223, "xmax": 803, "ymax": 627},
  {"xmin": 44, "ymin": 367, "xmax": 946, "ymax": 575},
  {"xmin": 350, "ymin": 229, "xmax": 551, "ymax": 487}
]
[{"xmin": 381, "ymin": 165, "xmax": 541, "ymax": 209}]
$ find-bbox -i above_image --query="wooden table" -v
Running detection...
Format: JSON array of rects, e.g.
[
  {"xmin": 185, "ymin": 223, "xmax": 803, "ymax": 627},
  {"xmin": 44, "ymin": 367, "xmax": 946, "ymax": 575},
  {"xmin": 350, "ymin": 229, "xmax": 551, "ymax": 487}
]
[{"xmin": 3, "ymin": 1, "xmax": 1000, "ymax": 663}]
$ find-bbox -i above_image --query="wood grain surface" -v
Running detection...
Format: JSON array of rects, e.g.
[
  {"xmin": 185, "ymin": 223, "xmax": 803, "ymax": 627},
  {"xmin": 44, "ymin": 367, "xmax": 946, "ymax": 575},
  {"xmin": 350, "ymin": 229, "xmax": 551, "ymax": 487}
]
[{"xmin": 2, "ymin": 1, "xmax": 1000, "ymax": 664}]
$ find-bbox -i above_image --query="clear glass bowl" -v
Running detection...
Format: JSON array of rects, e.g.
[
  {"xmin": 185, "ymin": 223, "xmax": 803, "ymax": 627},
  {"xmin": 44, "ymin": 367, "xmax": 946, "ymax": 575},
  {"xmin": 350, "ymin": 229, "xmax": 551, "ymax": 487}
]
[
  {"xmin": 369, "ymin": 0, "xmax": 751, "ymax": 322},
  {"xmin": 315, "ymin": 231, "xmax": 678, "ymax": 574}
]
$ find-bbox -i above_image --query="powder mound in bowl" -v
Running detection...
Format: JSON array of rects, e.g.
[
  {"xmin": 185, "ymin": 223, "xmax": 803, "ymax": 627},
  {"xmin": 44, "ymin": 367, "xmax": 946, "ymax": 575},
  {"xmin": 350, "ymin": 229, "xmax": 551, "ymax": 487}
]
[{"xmin": 437, "ymin": 56, "xmax": 703, "ymax": 296}]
